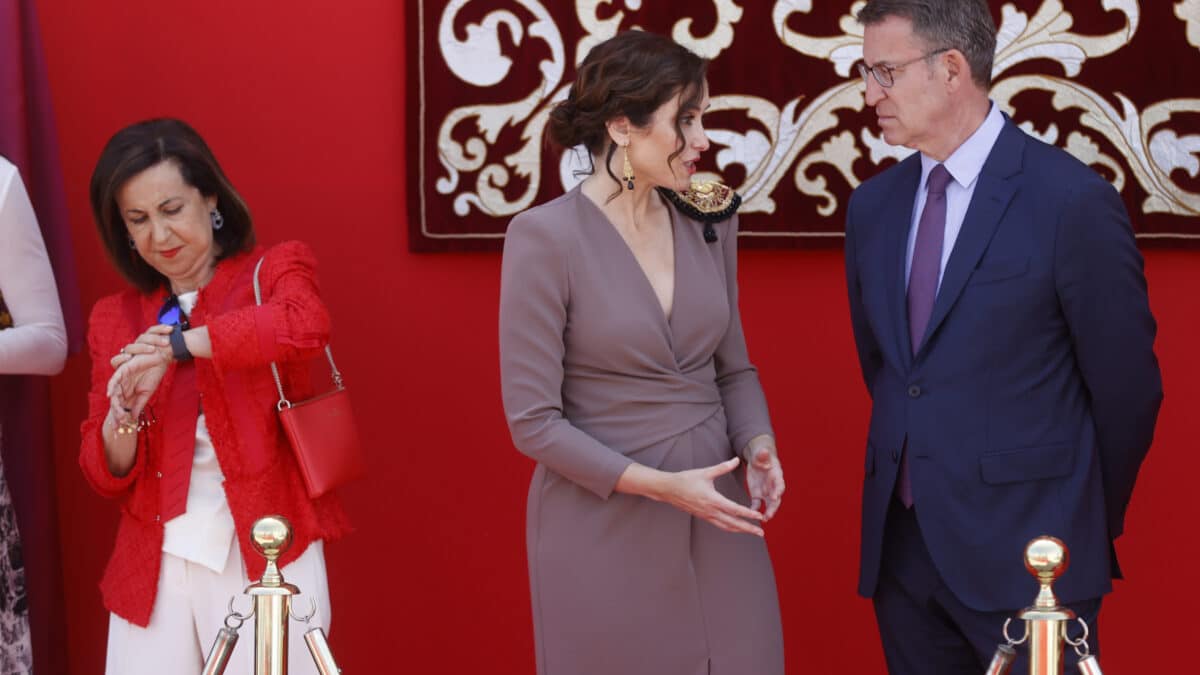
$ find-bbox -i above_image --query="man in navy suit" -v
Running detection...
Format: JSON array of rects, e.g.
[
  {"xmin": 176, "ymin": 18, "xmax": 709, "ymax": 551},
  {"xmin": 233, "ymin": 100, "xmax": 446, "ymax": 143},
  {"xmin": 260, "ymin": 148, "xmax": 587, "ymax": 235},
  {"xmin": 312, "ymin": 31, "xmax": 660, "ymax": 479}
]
[{"xmin": 844, "ymin": 1, "xmax": 1162, "ymax": 672}]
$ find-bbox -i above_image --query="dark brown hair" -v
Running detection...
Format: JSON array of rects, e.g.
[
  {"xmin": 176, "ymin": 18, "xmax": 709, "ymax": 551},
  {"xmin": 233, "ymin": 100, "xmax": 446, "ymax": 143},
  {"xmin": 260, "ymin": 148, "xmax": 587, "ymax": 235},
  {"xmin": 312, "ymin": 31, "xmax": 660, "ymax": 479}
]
[
  {"xmin": 547, "ymin": 31, "xmax": 707, "ymax": 193},
  {"xmin": 858, "ymin": 0, "xmax": 997, "ymax": 88},
  {"xmin": 89, "ymin": 118, "xmax": 255, "ymax": 293}
]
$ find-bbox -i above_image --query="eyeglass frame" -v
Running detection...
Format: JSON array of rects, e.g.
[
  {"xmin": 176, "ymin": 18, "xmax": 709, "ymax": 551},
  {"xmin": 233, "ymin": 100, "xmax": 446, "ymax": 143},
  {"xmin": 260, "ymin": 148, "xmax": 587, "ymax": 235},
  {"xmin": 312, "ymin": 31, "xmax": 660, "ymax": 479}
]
[{"xmin": 857, "ymin": 48, "xmax": 951, "ymax": 88}]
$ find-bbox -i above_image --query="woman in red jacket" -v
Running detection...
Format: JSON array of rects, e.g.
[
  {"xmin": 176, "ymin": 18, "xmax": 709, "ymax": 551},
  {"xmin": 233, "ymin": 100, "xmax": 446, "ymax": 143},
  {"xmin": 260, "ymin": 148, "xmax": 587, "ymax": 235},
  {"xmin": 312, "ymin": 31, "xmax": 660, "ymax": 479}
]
[{"xmin": 82, "ymin": 119, "xmax": 349, "ymax": 675}]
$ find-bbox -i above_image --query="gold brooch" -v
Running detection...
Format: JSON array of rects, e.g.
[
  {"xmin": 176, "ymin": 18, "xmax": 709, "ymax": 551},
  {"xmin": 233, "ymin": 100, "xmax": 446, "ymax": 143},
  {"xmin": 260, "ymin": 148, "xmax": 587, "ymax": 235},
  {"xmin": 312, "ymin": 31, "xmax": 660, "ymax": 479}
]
[
  {"xmin": 657, "ymin": 180, "xmax": 741, "ymax": 224},
  {"xmin": 681, "ymin": 181, "xmax": 737, "ymax": 213}
]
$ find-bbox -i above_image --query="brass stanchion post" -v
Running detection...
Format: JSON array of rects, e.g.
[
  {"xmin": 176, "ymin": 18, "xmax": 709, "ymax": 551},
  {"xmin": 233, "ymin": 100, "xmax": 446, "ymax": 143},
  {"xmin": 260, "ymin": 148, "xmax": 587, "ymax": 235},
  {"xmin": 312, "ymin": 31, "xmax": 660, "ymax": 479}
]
[
  {"xmin": 1020, "ymin": 537, "xmax": 1074, "ymax": 675},
  {"xmin": 246, "ymin": 516, "xmax": 301, "ymax": 675},
  {"xmin": 200, "ymin": 515, "xmax": 344, "ymax": 674},
  {"xmin": 988, "ymin": 536, "xmax": 1104, "ymax": 675}
]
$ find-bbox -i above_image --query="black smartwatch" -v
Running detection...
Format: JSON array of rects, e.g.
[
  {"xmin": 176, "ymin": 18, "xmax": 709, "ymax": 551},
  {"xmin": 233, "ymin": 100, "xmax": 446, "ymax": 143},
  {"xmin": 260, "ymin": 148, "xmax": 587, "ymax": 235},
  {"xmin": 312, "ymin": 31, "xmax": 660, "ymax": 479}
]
[{"xmin": 169, "ymin": 323, "xmax": 193, "ymax": 361}]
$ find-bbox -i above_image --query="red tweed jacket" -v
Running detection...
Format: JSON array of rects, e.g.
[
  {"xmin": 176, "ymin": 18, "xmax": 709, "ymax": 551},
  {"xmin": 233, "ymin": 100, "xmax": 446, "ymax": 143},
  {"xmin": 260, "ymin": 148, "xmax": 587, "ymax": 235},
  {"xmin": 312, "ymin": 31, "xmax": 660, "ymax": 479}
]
[{"xmin": 80, "ymin": 241, "xmax": 351, "ymax": 627}]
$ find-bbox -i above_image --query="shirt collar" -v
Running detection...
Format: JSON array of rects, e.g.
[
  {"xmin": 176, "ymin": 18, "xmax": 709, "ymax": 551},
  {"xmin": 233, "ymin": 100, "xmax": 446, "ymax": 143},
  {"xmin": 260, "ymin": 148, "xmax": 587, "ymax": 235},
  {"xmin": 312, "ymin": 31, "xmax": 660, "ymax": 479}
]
[{"xmin": 919, "ymin": 101, "xmax": 1005, "ymax": 192}]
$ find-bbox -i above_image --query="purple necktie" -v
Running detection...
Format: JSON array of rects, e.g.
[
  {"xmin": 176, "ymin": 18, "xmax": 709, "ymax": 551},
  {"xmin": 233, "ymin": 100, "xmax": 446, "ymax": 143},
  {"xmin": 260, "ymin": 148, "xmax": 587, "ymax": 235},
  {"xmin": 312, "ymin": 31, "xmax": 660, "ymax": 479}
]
[{"xmin": 898, "ymin": 163, "xmax": 952, "ymax": 508}]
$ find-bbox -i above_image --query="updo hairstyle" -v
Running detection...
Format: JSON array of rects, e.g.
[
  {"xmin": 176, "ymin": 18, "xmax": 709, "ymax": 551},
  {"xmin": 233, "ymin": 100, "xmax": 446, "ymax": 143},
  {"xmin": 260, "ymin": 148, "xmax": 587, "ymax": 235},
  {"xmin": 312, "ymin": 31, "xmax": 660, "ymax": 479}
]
[{"xmin": 547, "ymin": 31, "xmax": 708, "ymax": 191}]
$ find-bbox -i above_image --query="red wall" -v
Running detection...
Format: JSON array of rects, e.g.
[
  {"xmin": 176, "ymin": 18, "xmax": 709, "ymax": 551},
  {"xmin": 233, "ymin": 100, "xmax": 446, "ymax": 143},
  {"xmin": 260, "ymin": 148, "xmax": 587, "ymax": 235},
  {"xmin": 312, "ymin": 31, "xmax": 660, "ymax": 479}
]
[{"xmin": 35, "ymin": 2, "xmax": 1198, "ymax": 672}]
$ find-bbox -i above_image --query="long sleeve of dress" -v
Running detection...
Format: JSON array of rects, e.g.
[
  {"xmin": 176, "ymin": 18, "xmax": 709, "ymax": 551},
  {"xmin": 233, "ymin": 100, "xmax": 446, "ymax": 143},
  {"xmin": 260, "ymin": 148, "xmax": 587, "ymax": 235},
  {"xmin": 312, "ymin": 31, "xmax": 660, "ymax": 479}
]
[
  {"xmin": 0, "ymin": 162, "xmax": 67, "ymax": 375},
  {"xmin": 712, "ymin": 214, "xmax": 774, "ymax": 458},
  {"xmin": 499, "ymin": 214, "xmax": 634, "ymax": 499}
]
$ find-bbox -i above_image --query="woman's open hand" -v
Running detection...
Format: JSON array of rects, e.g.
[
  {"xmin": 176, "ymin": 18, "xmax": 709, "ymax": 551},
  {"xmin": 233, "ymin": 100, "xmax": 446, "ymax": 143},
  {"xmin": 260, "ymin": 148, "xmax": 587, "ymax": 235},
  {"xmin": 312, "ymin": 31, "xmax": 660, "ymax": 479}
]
[
  {"xmin": 664, "ymin": 457, "xmax": 766, "ymax": 536},
  {"xmin": 617, "ymin": 458, "xmax": 766, "ymax": 537}
]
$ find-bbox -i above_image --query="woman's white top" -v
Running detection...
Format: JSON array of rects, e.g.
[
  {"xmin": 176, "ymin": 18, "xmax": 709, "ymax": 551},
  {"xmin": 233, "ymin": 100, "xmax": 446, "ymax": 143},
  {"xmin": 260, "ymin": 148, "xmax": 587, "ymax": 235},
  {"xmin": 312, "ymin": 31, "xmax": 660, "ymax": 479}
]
[{"xmin": 160, "ymin": 291, "xmax": 236, "ymax": 572}]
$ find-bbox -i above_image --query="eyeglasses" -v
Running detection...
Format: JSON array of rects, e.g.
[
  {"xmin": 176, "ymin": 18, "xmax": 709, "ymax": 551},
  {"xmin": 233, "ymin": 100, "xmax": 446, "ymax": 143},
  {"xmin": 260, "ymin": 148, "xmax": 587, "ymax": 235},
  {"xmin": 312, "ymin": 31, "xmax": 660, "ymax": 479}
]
[
  {"xmin": 857, "ymin": 48, "xmax": 950, "ymax": 88},
  {"xmin": 157, "ymin": 294, "xmax": 191, "ymax": 329}
]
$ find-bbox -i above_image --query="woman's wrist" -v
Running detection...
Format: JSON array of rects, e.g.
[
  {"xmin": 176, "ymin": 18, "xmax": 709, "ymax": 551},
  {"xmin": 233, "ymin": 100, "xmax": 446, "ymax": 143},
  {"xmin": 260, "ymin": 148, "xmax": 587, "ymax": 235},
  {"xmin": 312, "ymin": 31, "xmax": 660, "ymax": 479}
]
[
  {"xmin": 181, "ymin": 325, "xmax": 211, "ymax": 360},
  {"xmin": 101, "ymin": 412, "xmax": 137, "ymax": 474},
  {"xmin": 745, "ymin": 434, "xmax": 775, "ymax": 457},
  {"xmin": 615, "ymin": 463, "xmax": 671, "ymax": 501},
  {"xmin": 103, "ymin": 409, "xmax": 133, "ymax": 440},
  {"xmin": 102, "ymin": 410, "xmax": 117, "ymax": 441}
]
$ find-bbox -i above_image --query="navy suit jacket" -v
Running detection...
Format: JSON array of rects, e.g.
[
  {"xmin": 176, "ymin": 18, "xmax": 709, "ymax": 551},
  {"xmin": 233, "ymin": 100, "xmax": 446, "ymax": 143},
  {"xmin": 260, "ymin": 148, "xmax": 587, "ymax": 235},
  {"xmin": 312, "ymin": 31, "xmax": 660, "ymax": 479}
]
[{"xmin": 844, "ymin": 119, "xmax": 1163, "ymax": 611}]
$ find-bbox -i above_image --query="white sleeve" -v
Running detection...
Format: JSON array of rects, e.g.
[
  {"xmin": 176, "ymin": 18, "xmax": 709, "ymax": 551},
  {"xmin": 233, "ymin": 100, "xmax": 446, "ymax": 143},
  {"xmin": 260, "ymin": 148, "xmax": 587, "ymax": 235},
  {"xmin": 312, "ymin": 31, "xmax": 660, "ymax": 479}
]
[{"xmin": 0, "ymin": 163, "xmax": 68, "ymax": 375}]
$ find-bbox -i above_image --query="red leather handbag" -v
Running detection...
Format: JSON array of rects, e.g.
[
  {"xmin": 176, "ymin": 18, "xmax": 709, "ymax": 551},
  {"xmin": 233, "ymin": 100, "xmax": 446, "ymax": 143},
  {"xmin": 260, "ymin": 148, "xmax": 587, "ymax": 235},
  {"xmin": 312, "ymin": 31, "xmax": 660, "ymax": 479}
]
[{"xmin": 254, "ymin": 258, "xmax": 365, "ymax": 497}]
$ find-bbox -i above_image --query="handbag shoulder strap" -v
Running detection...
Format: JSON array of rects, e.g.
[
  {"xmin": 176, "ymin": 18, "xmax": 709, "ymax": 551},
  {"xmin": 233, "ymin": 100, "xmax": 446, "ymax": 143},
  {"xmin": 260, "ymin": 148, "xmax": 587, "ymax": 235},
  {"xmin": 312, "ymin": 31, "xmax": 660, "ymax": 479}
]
[{"xmin": 252, "ymin": 257, "xmax": 344, "ymax": 412}]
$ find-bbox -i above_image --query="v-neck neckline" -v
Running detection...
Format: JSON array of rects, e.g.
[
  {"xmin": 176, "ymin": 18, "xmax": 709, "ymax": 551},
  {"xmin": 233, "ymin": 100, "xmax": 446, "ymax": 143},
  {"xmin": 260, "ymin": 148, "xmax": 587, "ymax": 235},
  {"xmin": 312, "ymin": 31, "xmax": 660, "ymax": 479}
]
[{"xmin": 576, "ymin": 186, "xmax": 679, "ymax": 330}]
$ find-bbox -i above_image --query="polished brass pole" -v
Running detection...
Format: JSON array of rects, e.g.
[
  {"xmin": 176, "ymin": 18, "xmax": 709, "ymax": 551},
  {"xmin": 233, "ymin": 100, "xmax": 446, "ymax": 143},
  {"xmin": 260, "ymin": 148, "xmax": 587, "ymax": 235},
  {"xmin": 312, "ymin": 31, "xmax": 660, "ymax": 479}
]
[
  {"xmin": 984, "ymin": 643, "xmax": 1017, "ymax": 675},
  {"xmin": 1019, "ymin": 537, "xmax": 1074, "ymax": 675},
  {"xmin": 201, "ymin": 515, "xmax": 342, "ymax": 674},
  {"xmin": 201, "ymin": 626, "xmax": 240, "ymax": 675},
  {"xmin": 245, "ymin": 516, "xmax": 302, "ymax": 675}
]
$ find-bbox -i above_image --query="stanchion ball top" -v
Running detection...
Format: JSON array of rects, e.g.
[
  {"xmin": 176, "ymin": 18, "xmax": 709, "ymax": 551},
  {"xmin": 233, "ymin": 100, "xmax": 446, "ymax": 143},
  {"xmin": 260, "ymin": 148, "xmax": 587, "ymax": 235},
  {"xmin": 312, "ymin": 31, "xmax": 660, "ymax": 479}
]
[
  {"xmin": 251, "ymin": 515, "xmax": 294, "ymax": 561},
  {"xmin": 1024, "ymin": 536, "xmax": 1069, "ymax": 581}
]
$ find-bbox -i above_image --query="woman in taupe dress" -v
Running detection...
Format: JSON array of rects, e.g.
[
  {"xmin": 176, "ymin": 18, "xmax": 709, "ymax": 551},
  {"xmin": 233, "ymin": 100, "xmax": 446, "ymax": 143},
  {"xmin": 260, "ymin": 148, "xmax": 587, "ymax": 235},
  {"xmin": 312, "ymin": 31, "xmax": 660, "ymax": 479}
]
[{"xmin": 499, "ymin": 31, "xmax": 786, "ymax": 675}]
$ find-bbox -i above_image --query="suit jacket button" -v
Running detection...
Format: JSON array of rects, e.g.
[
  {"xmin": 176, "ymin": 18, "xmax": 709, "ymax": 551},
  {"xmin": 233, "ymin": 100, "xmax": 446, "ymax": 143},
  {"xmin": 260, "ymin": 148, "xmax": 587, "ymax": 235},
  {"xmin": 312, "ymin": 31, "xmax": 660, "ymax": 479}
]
[{"xmin": 907, "ymin": 385, "xmax": 922, "ymax": 398}]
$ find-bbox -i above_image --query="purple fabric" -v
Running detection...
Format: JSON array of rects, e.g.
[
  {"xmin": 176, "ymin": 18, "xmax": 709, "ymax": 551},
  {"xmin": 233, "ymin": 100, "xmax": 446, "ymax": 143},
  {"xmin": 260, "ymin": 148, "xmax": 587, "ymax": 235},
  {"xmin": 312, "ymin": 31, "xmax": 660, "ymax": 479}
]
[
  {"xmin": 0, "ymin": 2, "xmax": 80, "ymax": 673},
  {"xmin": 907, "ymin": 164, "xmax": 952, "ymax": 353},
  {"xmin": 898, "ymin": 164, "xmax": 951, "ymax": 508}
]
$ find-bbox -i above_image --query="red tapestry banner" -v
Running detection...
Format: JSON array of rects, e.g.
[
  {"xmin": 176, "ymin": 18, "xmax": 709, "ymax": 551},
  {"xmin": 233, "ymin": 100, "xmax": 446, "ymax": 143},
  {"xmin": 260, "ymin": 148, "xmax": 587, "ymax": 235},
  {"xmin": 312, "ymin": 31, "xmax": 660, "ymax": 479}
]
[{"xmin": 408, "ymin": 1, "xmax": 1200, "ymax": 250}]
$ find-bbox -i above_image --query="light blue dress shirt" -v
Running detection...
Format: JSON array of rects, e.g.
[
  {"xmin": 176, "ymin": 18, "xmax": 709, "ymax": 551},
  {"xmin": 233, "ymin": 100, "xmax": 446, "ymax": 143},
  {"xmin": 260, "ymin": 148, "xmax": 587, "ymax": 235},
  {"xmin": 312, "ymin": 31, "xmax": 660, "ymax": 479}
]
[{"xmin": 905, "ymin": 102, "xmax": 1007, "ymax": 289}]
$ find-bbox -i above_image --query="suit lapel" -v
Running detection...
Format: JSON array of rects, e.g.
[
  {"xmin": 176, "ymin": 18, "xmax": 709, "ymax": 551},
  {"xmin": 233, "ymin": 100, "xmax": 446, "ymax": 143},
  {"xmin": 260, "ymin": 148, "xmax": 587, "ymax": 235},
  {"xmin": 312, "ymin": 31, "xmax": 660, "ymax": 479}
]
[
  {"xmin": 914, "ymin": 121, "xmax": 1025, "ymax": 361},
  {"xmin": 885, "ymin": 155, "xmax": 922, "ymax": 370}
]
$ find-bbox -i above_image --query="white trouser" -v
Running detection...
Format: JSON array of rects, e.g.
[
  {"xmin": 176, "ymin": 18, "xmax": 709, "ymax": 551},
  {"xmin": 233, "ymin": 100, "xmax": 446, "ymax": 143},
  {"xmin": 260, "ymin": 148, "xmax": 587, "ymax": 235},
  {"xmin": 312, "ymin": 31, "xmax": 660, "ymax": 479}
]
[{"xmin": 105, "ymin": 539, "xmax": 331, "ymax": 675}]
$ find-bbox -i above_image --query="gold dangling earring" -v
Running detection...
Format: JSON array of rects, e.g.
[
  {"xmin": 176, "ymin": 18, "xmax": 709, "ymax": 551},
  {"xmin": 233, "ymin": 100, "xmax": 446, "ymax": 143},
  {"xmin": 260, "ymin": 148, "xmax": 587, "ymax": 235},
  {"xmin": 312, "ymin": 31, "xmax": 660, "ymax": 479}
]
[{"xmin": 622, "ymin": 144, "xmax": 635, "ymax": 190}]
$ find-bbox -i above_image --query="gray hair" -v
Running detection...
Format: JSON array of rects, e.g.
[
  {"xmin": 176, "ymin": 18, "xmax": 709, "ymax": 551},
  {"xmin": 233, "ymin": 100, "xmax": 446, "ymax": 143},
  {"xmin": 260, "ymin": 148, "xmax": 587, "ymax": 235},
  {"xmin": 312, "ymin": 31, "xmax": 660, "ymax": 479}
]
[{"xmin": 857, "ymin": 0, "xmax": 997, "ymax": 89}]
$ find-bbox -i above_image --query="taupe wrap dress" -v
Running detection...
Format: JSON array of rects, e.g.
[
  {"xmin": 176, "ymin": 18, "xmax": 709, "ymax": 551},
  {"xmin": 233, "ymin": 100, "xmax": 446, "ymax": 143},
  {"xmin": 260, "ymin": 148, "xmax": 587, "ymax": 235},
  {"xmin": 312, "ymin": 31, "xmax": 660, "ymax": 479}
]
[{"xmin": 499, "ymin": 186, "xmax": 784, "ymax": 675}]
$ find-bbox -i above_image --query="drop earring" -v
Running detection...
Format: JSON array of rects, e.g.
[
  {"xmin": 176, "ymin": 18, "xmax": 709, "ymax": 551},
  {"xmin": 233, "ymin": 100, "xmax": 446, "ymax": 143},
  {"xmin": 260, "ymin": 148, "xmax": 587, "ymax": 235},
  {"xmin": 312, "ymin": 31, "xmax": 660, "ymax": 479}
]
[
  {"xmin": 622, "ymin": 144, "xmax": 635, "ymax": 191},
  {"xmin": 210, "ymin": 208, "xmax": 224, "ymax": 230}
]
